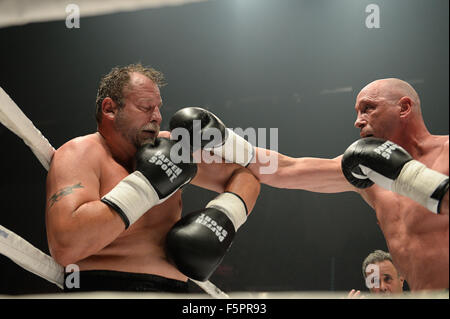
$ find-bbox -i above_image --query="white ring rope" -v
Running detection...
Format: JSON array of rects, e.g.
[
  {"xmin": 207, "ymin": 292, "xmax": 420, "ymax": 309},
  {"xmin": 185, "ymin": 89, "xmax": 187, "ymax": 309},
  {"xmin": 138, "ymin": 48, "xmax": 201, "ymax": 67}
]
[{"xmin": 0, "ymin": 86, "xmax": 228, "ymax": 298}]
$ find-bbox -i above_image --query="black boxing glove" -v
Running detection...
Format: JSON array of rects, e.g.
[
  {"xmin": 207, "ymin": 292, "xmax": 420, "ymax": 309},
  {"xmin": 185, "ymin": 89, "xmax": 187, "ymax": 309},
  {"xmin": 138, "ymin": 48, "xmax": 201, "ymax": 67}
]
[
  {"xmin": 342, "ymin": 137, "xmax": 449, "ymax": 214},
  {"xmin": 101, "ymin": 138, "xmax": 197, "ymax": 228},
  {"xmin": 165, "ymin": 192, "xmax": 248, "ymax": 281},
  {"xmin": 169, "ymin": 107, "xmax": 254, "ymax": 166}
]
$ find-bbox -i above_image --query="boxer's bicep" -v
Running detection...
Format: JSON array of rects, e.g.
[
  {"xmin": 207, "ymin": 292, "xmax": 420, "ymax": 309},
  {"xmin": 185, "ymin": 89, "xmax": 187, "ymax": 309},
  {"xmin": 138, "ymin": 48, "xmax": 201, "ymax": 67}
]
[
  {"xmin": 46, "ymin": 146, "xmax": 100, "ymax": 209},
  {"xmin": 45, "ymin": 142, "xmax": 101, "ymax": 234},
  {"xmin": 45, "ymin": 142, "xmax": 125, "ymax": 265},
  {"xmin": 47, "ymin": 182, "xmax": 90, "ymax": 210}
]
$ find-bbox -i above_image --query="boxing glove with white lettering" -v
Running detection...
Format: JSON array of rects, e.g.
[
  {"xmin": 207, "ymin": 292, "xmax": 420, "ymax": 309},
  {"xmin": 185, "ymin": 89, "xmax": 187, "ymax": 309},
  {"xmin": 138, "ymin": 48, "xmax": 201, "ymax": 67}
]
[
  {"xmin": 102, "ymin": 138, "xmax": 197, "ymax": 228},
  {"xmin": 342, "ymin": 137, "xmax": 449, "ymax": 214},
  {"xmin": 169, "ymin": 107, "xmax": 254, "ymax": 167},
  {"xmin": 165, "ymin": 192, "xmax": 248, "ymax": 281}
]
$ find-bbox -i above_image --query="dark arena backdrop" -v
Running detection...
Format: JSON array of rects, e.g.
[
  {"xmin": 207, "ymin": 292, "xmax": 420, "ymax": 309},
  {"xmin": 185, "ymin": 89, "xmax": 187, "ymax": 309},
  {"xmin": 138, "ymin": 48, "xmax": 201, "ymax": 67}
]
[{"xmin": 0, "ymin": 0, "xmax": 448, "ymax": 296}]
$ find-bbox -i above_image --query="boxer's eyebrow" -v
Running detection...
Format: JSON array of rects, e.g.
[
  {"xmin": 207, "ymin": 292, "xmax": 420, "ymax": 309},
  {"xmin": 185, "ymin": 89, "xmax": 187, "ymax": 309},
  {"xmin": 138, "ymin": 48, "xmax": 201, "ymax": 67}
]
[
  {"xmin": 48, "ymin": 183, "xmax": 84, "ymax": 208},
  {"xmin": 356, "ymin": 98, "xmax": 371, "ymax": 108}
]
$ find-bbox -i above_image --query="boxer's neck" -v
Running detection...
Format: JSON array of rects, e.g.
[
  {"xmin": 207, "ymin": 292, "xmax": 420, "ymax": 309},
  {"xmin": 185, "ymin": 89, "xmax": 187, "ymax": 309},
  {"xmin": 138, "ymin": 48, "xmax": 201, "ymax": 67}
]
[
  {"xmin": 389, "ymin": 120, "xmax": 433, "ymax": 159},
  {"xmin": 96, "ymin": 130, "xmax": 135, "ymax": 171}
]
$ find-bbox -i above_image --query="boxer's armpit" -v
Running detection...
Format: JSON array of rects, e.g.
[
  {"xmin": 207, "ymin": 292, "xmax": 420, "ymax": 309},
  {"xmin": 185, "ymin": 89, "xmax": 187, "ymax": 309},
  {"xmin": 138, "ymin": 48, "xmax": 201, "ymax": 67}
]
[{"xmin": 48, "ymin": 183, "xmax": 84, "ymax": 208}]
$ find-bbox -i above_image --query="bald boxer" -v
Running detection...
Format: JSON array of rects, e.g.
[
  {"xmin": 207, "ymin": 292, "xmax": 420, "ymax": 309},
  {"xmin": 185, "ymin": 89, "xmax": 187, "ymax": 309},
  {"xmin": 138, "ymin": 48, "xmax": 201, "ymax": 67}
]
[
  {"xmin": 175, "ymin": 78, "xmax": 448, "ymax": 291},
  {"xmin": 45, "ymin": 64, "xmax": 260, "ymax": 292}
]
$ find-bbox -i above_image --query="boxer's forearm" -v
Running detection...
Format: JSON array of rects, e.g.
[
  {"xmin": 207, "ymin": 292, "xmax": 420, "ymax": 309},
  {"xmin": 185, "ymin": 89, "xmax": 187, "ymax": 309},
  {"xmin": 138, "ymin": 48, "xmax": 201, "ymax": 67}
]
[
  {"xmin": 248, "ymin": 149, "xmax": 354, "ymax": 193},
  {"xmin": 47, "ymin": 200, "xmax": 125, "ymax": 266},
  {"xmin": 224, "ymin": 168, "xmax": 260, "ymax": 214}
]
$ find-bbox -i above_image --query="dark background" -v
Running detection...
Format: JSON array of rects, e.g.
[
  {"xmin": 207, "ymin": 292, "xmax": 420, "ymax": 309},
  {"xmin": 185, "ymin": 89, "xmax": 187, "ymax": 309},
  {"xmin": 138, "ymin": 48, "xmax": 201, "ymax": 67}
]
[{"xmin": 0, "ymin": 0, "xmax": 448, "ymax": 295}]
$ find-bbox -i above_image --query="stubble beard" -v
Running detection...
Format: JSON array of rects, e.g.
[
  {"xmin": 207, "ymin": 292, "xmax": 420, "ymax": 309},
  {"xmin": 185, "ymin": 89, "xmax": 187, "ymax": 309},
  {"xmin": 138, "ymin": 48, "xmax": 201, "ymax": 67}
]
[{"xmin": 114, "ymin": 109, "xmax": 157, "ymax": 149}]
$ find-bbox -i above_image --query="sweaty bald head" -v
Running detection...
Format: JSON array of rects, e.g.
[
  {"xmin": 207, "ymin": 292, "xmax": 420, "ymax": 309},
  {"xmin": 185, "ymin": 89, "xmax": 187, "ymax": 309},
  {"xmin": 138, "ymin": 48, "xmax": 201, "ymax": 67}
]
[
  {"xmin": 358, "ymin": 78, "xmax": 421, "ymax": 113},
  {"xmin": 354, "ymin": 78, "xmax": 425, "ymax": 141}
]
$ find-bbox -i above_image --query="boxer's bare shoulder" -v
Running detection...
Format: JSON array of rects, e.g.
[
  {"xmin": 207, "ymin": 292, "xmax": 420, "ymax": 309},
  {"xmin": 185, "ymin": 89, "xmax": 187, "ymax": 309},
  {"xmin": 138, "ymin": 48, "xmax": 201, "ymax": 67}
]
[
  {"xmin": 411, "ymin": 135, "xmax": 449, "ymax": 175},
  {"xmin": 433, "ymin": 135, "xmax": 448, "ymax": 171},
  {"xmin": 47, "ymin": 134, "xmax": 108, "ymax": 205},
  {"xmin": 50, "ymin": 133, "xmax": 111, "ymax": 175},
  {"xmin": 427, "ymin": 134, "xmax": 448, "ymax": 151},
  {"xmin": 54, "ymin": 133, "xmax": 107, "ymax": 159}
]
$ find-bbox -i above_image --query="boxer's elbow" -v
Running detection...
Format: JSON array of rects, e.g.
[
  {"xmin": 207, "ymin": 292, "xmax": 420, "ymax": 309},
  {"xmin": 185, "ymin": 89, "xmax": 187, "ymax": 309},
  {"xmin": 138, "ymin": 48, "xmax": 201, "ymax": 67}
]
[
  {"xmin": 50, "ymin": 244, "xmax": 81, "ymax": 267},
  {"xmin": 47, "ymin": 224, "xmax": 90, "ymax": 266},
  {"xmin": 49, "ymin": 237, "xmax": 84, "ymax": 267}
]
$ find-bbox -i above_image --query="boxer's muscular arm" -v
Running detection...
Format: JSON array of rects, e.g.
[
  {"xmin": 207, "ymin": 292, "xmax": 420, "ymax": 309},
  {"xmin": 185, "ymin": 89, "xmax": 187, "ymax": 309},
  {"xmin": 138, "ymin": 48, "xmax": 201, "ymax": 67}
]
[
  {"xmin": 248, "ymin": 147, "xmax": 355, "ymax": 193},
  {"xmin": 45, "ymin": 140, "xmax": 125, "ymax": 266},
  {"xmin": 190, "ymin": 150, "xmax": 260, "ymax": 214}
]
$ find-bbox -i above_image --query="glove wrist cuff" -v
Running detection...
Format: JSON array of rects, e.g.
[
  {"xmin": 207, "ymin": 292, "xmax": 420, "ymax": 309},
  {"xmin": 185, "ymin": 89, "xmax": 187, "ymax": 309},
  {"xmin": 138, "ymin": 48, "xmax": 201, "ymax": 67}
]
[
  {"xmin": 206, "ymin": 128, "xmax": 255, "ymax": 167},
  {"xmin": 392, "ymin": 160, "xmax": 449, "ymax": 214},
  {"xmin": 101, "ymin": 171, "xmax": 159, "ymax": 228},
  {"xmin": 206, "ymin": 191, "xmax": 248, "ymax": 231}
]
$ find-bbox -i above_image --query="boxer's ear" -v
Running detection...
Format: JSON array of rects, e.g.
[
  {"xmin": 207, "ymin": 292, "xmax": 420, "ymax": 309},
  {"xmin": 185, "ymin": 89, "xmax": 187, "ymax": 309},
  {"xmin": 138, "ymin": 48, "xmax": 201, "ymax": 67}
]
[
  {"xmin": 398, "ymin": 96, "xmax": 412, "ymax": 118},
  {"xmin": 102, "ymin": 97, "xmax": 119, "ymax": 120}
]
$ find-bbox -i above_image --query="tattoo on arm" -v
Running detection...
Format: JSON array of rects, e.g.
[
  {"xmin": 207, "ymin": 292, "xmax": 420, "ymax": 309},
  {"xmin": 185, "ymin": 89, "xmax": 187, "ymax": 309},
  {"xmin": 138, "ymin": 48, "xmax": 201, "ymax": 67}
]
[{"xmin": 49, "ymin": 183, "xmax": 84, "ymax": 208}]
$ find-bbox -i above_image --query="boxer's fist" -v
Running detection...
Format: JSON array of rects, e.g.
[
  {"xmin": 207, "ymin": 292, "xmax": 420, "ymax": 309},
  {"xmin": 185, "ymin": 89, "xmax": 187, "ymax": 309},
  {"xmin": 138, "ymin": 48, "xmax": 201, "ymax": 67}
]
[
  {"xmin": 165, "ymin": 192, "xmax": 248, "ymax": 281},
  {"xmin": 169, "ymin": 107, "xmax": 226, "ymax": 151},
  {"xmin": 341, "ymin": 137, "xmax": 412, "ymax": 189},
  {"xmin": 165, "ymin": 207, "xmax": 236, "ymax": 281},
  {"xmin": 135, "ymin": 137, "xmax": 197, "ymax": 200},
  {"xmin": 169, "ymin": 107, "xmax": 254, "ymax": 166},
  {"xmin": 101, "ymin": 138, "xmax": 197, "ymax": 228},
  {"xmin": 341, "ymin": 137, "xmax": 449, "ymax": 214}
]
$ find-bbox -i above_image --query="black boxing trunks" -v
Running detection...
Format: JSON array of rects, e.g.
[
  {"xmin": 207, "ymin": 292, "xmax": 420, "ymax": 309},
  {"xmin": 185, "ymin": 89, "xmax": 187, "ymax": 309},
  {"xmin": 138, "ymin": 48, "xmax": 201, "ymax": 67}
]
[{"xmin": 63, "ymin": 270, "xmax": 190, "ymax": 293}]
